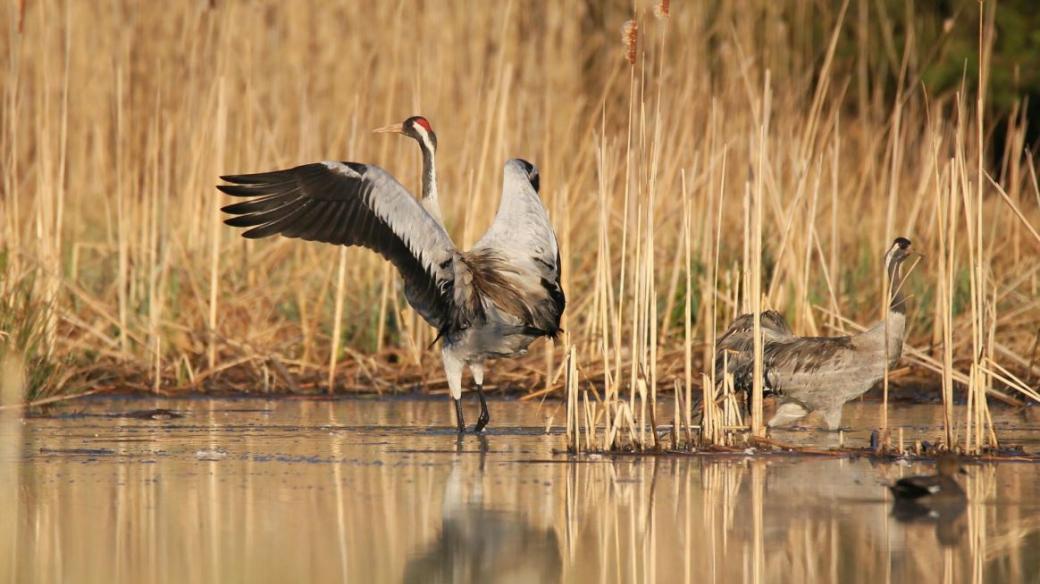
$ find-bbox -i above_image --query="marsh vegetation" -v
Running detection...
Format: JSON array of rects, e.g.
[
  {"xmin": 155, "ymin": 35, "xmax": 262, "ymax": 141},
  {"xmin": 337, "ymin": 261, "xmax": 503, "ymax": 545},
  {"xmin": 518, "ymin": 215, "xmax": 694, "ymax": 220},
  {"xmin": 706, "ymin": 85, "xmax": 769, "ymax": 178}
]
[{"xmin": 1, "ymin": 1, "xmax": 1039, "ymax": 453}]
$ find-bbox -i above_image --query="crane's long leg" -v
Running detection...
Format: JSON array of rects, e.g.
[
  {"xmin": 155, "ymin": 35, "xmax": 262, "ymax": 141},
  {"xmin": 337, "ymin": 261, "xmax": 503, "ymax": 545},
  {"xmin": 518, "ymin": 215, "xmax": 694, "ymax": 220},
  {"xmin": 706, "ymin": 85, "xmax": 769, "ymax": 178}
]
[
  {"xmin": 443, "ymin": 349, "xmax": 466, "ymax": 434},
  {"xmin": 454, "ymin": 398, "xmax": 466, "ymax": 433},
  {"xmin": 471, "ymin": 362, "xmax": 489, "ymax": 433},
  {"xmin": 474, "ymin": 386, "xmax": 489, "ymax": 433}
]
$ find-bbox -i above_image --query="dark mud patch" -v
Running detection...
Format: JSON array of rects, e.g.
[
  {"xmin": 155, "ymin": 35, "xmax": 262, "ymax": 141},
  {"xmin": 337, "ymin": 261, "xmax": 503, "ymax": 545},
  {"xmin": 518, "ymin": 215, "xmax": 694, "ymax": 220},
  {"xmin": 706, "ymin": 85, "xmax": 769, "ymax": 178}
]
[
  {"xmin": 38, "ymin": 447, "xmax": 116, "ymax": 456},
  {"xmin": 28, "ymin": 408, "xmax": 186, "ymax": 421}
]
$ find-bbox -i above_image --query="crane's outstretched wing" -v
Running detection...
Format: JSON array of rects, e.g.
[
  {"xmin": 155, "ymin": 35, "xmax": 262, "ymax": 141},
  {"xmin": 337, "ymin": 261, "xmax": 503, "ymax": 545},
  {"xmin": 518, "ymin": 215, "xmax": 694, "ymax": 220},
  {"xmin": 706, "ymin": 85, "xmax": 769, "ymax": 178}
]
[
  {"xmin": 469, "ymin": 159, "xmax": 564, "ymax": 337},
  {"xmin": 218, "ymin": 161, "xmax": 458, "ymax": 331},
  {"xmin": 714, "ymin": 310, "xmax": 794, "ymax": 390}
]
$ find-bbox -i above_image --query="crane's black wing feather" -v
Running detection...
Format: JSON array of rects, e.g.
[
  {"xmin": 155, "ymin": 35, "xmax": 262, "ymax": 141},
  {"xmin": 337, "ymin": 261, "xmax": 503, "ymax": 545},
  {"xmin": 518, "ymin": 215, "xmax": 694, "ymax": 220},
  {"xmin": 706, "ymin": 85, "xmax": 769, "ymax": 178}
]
[
  {"xmin": 218, "ymin": 161, "xmax": 459, "ymax": 331},
  {"xmin": 714, "ymin": 310, "xmax": 793, "ymax": 390}
]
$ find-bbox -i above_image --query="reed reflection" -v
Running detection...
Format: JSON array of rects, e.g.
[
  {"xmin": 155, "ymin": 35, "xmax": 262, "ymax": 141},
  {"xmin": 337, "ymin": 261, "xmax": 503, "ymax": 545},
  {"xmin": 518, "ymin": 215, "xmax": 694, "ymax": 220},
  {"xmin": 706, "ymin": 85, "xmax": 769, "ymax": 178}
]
[
  {"xmin": 0, "ymin": 353, "xmax": 24, "ymax": 582},
  {"xmin": 560, "ymin": 455, "xmax": 1039, "ymax": 583}
]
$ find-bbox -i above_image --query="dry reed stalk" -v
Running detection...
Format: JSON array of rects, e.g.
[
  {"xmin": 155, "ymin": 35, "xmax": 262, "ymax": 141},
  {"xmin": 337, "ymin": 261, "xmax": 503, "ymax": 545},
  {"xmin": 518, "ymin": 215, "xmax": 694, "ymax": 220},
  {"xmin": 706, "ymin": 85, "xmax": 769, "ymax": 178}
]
[
  {"xmin": 681, "ymin": 170, "xmax": 692, "ymax": 442},
  {"xmin": 583, "ymin": 386, "xmax": 596, "ymax": 449},
  {"xmin": 208, "ymin": 79, "xmax": 228, "ymax": 372},
  {"xmin": 880, "ymin": 241, "xmax": 893, "ymax": 436},
  {"xmin": 700, "ymin": 373, "xmax": 715, "ymax": 445},
  {"xmin": 375, "ymin": 264, "xmax": 391, "ymax": 353},
  {"xmin": 565, "ymin": 345, "xmax": 578, "ymax": 452},
  {"xmin": 749, "ymin": 71, "xmax": 771, "ymax": 438},
  {"xmin": 327, "ymin": 247, "xmax": 349, "ymax": 393},
  {"xmin": 647, "ymin": 120, "xmax": 660, "ymax": 449},
  {"xmin": 114, "ymin": 65, "xmax": 129, "ymax": 356},
  {"xmin": 936, "ymin": 163, "xmax": 958, "ymax": 448}
]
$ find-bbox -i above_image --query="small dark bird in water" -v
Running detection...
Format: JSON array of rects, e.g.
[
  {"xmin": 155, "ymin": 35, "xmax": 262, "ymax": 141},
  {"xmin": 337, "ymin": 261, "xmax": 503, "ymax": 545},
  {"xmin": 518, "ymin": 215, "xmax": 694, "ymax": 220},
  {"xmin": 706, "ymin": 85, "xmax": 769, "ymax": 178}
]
[
  {"xmin": 217, "ymin": 116, "xmax": 564, "ymax": 434},
  {"xmin": 889, "ymin": 455, "xmax": 967, "ymax": 501},
  {"xmin": 889, "ymin": 455, "xmax": 968, "ymax": 546},
  {"xmin": 715, "ymin": 237, "xmax": 918, "ymax": 430}
]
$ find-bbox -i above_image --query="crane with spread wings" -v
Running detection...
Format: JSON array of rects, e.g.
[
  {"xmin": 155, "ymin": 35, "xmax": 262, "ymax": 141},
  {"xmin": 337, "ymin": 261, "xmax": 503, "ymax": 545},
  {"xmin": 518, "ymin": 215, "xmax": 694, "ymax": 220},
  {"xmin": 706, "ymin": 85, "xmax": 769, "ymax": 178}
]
[{"xmin": 218, "ymin": 116, "xmax": 565, "ymax": 433}]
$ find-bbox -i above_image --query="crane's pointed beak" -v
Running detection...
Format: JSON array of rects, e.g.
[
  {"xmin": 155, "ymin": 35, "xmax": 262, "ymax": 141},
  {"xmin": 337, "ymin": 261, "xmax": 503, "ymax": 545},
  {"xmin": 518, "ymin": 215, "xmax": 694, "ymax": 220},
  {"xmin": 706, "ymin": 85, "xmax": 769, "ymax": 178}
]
[{"xmin": 373, "ymin": 122, "xmax": 404, "ymax": 135}]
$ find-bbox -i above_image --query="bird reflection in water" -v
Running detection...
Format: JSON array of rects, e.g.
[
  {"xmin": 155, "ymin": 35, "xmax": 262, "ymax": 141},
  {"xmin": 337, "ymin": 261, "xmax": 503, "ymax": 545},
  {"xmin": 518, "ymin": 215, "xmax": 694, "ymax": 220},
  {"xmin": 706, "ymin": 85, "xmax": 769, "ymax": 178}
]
[
  {"xmin": 888, "ymin": 457, "xmax": 969, "ymax": 547},
  {"xmin": 403, "ymin": 436, "xmax": 562, "ymax": 584},
  {"xmin": 890, "ymin": 497, "xmax": 967, "ymax": 547}
]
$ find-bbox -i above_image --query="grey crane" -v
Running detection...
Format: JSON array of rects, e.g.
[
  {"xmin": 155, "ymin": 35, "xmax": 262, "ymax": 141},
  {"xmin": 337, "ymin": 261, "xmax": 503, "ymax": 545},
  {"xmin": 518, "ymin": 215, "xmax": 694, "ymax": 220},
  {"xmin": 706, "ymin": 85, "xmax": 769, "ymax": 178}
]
[
  {"xmin": 715, "ymin": 237, "xmax": 916, "ymax": 430},
  {"xmin": 217, "ymin": 116, "xmax": 565, "ymax": 433}
]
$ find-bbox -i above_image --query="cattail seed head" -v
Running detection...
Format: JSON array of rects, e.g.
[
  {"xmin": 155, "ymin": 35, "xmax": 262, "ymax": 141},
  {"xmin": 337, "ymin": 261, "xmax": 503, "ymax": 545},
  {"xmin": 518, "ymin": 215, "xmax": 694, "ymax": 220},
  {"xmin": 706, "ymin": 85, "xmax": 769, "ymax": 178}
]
[
  {"xmin": 621, "ymin": 20, "xmax": 638, "ymax": 65},
  {"xmin": 654, "ymin": 0, "xmax": 670, "ymax": 19}
]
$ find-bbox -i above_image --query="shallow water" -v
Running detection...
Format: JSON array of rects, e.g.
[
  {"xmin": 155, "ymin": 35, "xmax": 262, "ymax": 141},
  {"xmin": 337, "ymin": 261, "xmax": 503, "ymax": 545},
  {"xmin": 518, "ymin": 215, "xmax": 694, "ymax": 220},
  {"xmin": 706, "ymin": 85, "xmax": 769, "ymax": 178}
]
[{"xmin": 0, "ymin": 397, "xmax": 1038, "ymax": 583}]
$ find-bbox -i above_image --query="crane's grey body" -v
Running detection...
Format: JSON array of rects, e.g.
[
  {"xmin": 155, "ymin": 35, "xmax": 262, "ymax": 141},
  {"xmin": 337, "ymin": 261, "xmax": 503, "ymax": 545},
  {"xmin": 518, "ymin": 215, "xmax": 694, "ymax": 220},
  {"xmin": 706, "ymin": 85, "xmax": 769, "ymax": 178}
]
[
  {"xmin": 218, "ymin": 116, "xmax": 563, "ymax": 432},
  {"xmin": 438, "ymin": 160, "xmax": 564, "ymax": 402},
  {"xmin": 716, "ymin": 238, "xmax": 913, "ymax": 430}
]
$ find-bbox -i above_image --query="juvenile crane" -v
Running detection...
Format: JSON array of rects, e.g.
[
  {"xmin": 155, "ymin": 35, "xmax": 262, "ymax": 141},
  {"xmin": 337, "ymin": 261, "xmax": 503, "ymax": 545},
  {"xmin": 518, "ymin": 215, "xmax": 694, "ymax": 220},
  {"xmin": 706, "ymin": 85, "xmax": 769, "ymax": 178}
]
[
  {"xmin": 715, "ymin": 237, "xmax": 916, "ymax": 430},
  {"xmin": 217, "ymin": 116, "xmax": 565, "ymax": 433}
]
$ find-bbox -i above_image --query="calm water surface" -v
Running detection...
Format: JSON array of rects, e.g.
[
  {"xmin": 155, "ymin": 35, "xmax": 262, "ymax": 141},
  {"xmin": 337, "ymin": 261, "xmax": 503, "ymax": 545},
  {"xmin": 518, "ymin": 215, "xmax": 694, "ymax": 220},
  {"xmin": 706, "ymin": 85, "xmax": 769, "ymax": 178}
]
[{"xmin": 0, "ymin": 397, "xmax": 1038, "ymax": 583}]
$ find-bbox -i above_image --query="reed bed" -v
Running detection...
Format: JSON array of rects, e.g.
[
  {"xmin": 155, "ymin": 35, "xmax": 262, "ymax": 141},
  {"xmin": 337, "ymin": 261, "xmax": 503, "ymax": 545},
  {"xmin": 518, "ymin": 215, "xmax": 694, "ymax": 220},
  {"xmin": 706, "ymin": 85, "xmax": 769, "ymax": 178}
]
[{"xmin": 1, "ymin": 1, "xmax": 1039, "ymax": 451}]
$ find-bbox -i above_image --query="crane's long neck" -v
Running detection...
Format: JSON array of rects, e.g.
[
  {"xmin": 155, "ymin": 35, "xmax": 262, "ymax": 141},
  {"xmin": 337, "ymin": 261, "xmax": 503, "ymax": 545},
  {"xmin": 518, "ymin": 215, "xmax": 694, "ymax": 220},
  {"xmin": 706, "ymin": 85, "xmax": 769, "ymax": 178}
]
[
  {"xmin": 420, "ymin": 142, "xmax": 443, "ymax": 224},
  {"xmin": 887, "ymin": 258, "xmax": 906, "ymax": 315},
  {"xmin": 880, "ymin": 256, "xmax": 907, "ymax": 363}
]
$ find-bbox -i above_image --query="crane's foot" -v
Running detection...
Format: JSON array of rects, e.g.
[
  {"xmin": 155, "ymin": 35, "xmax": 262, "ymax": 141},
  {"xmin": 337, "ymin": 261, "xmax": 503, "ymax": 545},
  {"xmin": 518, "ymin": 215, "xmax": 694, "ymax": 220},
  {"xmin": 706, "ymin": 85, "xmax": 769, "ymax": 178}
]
[
  {"xmin": 474, "ymin": 385, "xmax": 490, "ymax": 433},
  {"xmin": 453, "ymin": 397, "xmax": 466, "ymax": 433}
]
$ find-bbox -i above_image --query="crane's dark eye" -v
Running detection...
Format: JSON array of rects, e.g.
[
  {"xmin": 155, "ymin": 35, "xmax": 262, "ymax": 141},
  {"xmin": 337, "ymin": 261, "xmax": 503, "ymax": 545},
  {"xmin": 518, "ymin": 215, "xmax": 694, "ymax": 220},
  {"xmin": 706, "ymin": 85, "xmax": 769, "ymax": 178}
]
[{"xmin": 516, "ymin": 159, "xmax": 539, "ymax": 192}]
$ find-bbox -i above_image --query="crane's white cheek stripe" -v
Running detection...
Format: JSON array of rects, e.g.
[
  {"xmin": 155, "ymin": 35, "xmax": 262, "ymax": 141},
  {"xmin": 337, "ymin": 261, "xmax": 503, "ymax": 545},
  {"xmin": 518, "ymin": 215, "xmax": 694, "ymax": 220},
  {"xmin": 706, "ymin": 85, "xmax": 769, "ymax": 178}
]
[{"xmin": 415, "ymin": 126, "xmax": 435, "ymax": 154}]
